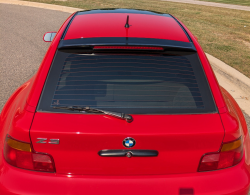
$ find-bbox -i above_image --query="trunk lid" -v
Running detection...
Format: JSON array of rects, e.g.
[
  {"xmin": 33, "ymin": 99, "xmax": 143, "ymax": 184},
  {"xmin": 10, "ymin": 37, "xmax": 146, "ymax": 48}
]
[{"xmin": 30, "ymin": 112, "xmax": 224, "ymax": 175}]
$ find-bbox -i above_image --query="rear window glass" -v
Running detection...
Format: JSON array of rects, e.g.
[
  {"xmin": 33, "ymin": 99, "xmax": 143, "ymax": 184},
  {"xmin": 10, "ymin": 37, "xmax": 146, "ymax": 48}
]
[{"xmin": 37, "ymin": 51, "xmax": 217, "ymax": 114}]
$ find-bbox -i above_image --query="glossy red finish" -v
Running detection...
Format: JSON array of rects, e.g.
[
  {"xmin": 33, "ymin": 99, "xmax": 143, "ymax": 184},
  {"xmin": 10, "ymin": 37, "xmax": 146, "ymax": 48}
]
[
  {"xmin": 64, "ymin": 14, "xmax": 190, "ymax": 42},
  {"xmin": 220, "ymin": 87, "xmax": 248, "ymax": 142},
  {"xmin": 0, "ymin": 76, "xmax": 36, "ymax": 143},
  {"xmin": 0, "ymin": 10, "xmax": 250, "ymax": 195},
  {"xmin": 30, "ymin": 113, "xmax": 224, "ymax": 175},
  {"xmin": 0, "ymin": 156, "xmax": 249, "ymax": 195}
]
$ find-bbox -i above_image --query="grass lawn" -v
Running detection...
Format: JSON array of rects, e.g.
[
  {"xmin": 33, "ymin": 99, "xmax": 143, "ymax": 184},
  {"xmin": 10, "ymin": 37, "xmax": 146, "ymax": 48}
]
[
  {"xmin": 24, "ymin": 0, "xmax": 250, "ymax": 77},
  {"xmin": 198, "ymin": 0, "xmax": 250, "ymax": 6}
]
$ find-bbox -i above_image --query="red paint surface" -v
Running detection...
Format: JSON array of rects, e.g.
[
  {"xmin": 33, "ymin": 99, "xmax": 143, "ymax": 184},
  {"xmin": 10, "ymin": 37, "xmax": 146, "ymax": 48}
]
[
  {"xmin": 0, "ymin": 11, "xmax": 250, "ymax": 195},
  {"xmin": 30, "ymin": 113, "xmax": 224, "ymax": 175},
  {"xmin": 0, "ymin": 157, "xmax": 249, "ymax": 195},
  {"xmin": 64, "ymin": 14, "xmax": 190, "ymax": 42},
  {"xmin": 220, "ymin": 87, "xmax": 248, "ymax": 142},
  {"xmin": 0, "ymin": 77, "xmax": 36, "ymax": 143}
]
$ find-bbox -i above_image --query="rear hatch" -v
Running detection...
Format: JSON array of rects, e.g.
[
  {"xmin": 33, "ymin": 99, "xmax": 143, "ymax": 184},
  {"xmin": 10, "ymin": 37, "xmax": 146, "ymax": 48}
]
[
  {"xmin": 30, "ymin": 113, "xmax": 224, "ymax": 175},
  {"xmin": 33, "ymin": 48, "xmax": 223, "ymax": 175}
]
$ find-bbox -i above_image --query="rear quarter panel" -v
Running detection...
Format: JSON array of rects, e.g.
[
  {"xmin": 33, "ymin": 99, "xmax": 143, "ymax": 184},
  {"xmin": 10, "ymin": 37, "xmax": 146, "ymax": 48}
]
[
  {"xmin": 0, "ymin": 76, "xmax": 36, "ymax": 167},
  {"xmin": 0, "ymin": 12, "xmax": 75, "ymax": 173},
  {"xmin": 175, "ymin": 16, "xmax": 250, "ymax": 170},
  {"xmin": 220, "ymin": 87, "xmax": 250, "ymax": 169}
]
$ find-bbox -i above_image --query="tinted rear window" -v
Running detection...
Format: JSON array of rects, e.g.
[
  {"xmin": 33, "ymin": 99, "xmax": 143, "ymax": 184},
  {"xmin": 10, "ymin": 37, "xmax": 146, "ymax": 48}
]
[{"xmin": 38, "ymin": 51, "xmax": 217, "ymax": 114}]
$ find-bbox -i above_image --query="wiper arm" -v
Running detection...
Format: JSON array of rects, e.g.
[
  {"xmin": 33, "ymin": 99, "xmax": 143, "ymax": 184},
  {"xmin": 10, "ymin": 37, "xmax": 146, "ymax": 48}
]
[{"xmin": 53, "ymin": 106, "xmax": 133, "ymax": 123}]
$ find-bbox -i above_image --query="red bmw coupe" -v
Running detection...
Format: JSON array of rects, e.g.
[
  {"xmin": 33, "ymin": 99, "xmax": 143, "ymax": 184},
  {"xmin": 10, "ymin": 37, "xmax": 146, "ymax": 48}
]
[{"xmin": 0, "ymin": 9, "xmax": 250, "ymax": 195}]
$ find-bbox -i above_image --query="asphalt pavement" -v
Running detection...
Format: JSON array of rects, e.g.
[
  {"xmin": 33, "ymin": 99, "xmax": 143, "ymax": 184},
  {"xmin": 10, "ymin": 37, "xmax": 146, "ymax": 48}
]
[
  {"xmin": 0, "ymin": 3, "xmax": 250, "ymax": 133},
  {"xmin": 0, "ymin": 4, "xmax": 70, "ymax": 112}
]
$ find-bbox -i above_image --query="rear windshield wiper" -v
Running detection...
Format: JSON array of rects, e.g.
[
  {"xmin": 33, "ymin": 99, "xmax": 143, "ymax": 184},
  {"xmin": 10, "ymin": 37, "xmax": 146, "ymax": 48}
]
[{"xmin": 53, "ymin": 106, "xmax": 133, "ymax": 123}]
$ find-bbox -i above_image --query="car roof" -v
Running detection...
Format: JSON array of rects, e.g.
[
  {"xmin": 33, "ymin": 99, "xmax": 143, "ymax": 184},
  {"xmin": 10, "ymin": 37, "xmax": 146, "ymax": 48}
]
[{"xmin": 63, "ymin": 9, "xmax": 190, "ymax": 43}]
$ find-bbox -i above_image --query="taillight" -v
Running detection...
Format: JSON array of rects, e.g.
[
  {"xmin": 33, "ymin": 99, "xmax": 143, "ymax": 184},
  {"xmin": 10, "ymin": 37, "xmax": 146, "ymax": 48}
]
[
  {"xmin": 93, "ymin": 46, "xmax": 164, "ymax": 50},
  {"xmin": 198, "ymin": 137, "xmax": 243, "ymax": 172},
  {"xmin": 4, "ymin": 135, "xmax": 55, "ymax": 172}
]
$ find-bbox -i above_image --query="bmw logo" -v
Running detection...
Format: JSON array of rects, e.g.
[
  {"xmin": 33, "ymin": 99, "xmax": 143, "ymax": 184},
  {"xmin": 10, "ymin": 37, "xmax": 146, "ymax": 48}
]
[{"xmin": 123, "ymin": 137, "xmax": 136, "ymax": 148}]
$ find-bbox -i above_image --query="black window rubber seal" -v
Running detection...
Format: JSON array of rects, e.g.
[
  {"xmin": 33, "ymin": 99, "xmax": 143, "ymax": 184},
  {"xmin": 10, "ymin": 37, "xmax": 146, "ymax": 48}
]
[
  {"xmin": 60, "ymin": 12, "xmax": 79, "ymax": 40},
  {"xmin": 169, "ymin": 14, "xmax": 193, "ymax": 43}
]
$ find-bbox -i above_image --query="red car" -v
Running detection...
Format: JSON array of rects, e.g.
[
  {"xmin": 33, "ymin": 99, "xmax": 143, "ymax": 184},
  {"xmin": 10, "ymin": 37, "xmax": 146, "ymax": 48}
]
[{"xmin": 0, "ymin": 9, "xmax": 250, "ymax": 195}]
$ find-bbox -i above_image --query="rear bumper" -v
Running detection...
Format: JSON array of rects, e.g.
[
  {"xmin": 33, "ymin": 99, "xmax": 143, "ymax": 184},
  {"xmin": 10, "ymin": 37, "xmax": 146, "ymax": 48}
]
[{"xmin": 0, "ymin": 157, "xmax": 249, "ymax": 195}]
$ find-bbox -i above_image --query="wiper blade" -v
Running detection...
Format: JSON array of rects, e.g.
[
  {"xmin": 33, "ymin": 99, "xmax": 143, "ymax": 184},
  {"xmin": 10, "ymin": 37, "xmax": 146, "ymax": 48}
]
[{"xmin": 53, "ymin": 106, "xmax": 133, "ymax": 123}]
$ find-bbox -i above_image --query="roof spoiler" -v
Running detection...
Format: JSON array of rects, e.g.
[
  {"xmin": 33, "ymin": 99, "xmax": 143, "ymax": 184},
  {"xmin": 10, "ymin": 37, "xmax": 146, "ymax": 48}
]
[{"xmin": 58, "ymin": 37, "xmax": 197, "ymax": 52}]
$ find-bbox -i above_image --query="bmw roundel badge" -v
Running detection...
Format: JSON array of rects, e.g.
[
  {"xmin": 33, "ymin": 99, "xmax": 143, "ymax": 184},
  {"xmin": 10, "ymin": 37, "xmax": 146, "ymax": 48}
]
[{"xmin": 123, "ymin": 137, "xmax": 136, "ymax": 148}]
